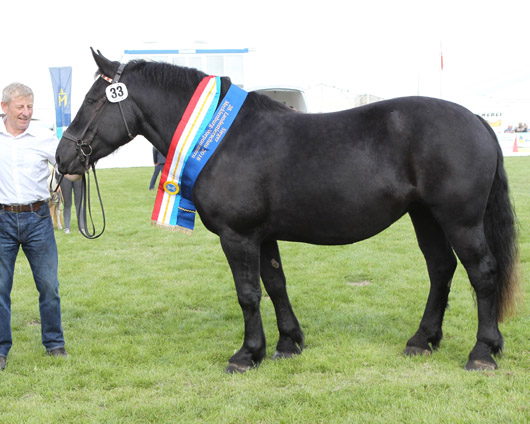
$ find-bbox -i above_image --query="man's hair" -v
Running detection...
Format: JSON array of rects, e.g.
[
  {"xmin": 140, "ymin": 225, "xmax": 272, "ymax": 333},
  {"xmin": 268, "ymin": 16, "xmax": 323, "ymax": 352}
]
[{"xmin": 2, "ymin": 82, "xmax": 34, "ymax": 104}]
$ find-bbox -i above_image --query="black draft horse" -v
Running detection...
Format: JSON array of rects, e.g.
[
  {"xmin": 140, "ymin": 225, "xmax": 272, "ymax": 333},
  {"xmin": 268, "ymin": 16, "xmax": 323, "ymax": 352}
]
[{"xmin": 56, "ymin": 50, "xmax": 520, "ymax": 373}]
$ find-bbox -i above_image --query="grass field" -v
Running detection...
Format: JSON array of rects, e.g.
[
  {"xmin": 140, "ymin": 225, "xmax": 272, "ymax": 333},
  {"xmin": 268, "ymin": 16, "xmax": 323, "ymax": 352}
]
[{"xmin": 1, "ymin": 157, "xmax": 529, "ymax": 423}]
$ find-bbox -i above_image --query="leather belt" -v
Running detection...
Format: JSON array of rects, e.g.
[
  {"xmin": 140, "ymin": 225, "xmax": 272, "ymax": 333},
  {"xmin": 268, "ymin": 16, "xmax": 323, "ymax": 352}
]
[{"xmin": 0, "ymin": 200, "xmax": 46, "ymax": 213}]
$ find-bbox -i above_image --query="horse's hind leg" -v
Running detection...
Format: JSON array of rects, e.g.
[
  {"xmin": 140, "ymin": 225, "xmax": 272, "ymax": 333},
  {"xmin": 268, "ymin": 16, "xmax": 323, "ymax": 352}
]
[
  {"xmin": 260, "ymin": 240, "xmax": 304, "ymax": 359},
  {"xmin": 405, "ymin": 206, "xmax": 457, "ymax": 356},
  {"xmin": 443, "ymin": 223, "xmax": 503, "ymax": 370}
]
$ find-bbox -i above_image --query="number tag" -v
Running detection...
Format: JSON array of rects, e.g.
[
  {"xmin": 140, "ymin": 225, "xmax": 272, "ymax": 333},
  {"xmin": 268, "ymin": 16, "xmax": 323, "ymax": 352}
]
[{"xmin": 105, "ymin": 83, "xmax": 128, "ymax": 103}]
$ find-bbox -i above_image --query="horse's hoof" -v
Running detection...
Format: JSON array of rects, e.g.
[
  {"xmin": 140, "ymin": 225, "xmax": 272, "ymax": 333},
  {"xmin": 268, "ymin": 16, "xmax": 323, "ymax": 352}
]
[
  {"xmin": 464, "ymin": 359, "xmax": 497, "ymax": 371},
  {"xmin": 225, "ymin": 363, "xmax": 253, "ymax": 374},
  {"xmin": 272, "ymin": 350, "xmax": 297, "ymax": 360},
  {"xmin": 403, "ymin": 346, "xmax": 432, "ymax": 356}
]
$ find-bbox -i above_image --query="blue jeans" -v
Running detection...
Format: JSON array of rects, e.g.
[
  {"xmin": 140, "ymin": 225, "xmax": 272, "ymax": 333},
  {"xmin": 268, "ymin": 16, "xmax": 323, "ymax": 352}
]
[{"xmin": 0, "ymin": 203, "xmax": 64, "ymax": 357}]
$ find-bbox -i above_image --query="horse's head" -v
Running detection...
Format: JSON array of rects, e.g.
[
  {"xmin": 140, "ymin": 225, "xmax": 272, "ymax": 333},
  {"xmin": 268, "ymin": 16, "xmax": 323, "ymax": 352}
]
[{"xmin": 56, "ymin": 48, "xmax": 139, "ymax": 176}]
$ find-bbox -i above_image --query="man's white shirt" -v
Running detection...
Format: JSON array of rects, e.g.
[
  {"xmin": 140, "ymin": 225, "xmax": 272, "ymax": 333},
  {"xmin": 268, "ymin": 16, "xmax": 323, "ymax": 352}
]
[{"xmin": 0, "ymin": 118, "xmax": 58, "ymax": 205}]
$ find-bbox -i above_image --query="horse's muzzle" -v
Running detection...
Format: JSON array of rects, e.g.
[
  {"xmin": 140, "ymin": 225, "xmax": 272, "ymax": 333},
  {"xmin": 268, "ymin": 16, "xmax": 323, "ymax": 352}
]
[{"xmin": 64, "ymin": 174, "xmax": 83, "ymax": 182}]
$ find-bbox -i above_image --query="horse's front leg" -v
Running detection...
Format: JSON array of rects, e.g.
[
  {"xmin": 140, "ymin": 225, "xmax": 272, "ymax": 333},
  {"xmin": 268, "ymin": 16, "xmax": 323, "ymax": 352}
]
[
  {"xmin": 260, "ymin": 240, "xmax": 304, "ymax": 359},
  {"xmin": 220, "ymin": 232, "xmax": 266, "ymax": 373}
]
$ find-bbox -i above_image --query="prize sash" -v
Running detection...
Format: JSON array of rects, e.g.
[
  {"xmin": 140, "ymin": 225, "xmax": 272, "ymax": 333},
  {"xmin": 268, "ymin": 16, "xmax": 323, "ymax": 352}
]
[{"xmin": 151, "ymin": 76, "xmax": 247, "ymax": 233}]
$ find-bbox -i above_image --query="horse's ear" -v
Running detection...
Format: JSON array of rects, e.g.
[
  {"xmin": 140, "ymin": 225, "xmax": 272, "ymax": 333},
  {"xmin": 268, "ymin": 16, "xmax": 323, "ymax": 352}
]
[{"xmin": 91, "ymin": 47, "xmax": 119, "ymax": 78}]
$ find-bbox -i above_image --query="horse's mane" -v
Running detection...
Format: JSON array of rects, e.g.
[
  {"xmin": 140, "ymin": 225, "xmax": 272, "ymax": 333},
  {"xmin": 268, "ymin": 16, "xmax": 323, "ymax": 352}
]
[
  {"xmin": 126, "ymin": 59, "xmax": 207, "ymax": 89},
  {"xmin": 128, "ymin": 61, "xmax": 294, "ymax": 112},
  {"xmin": 94, "ymin": 59, "xmax": 208, "ymax": 91}
]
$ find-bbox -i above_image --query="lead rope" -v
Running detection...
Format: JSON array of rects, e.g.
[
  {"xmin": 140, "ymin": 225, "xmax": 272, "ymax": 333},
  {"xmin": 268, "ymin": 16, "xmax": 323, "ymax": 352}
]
[
  {"xmin": 49, "ymin": 167, "xmax": 64, "ymax": 193},
  {"xmin": 48, "ymin": 168, "xmax": 65, "ymax": 217},
  {"xmin": 79, "ymin": 160, "xmax": 106, "ymax": 239}
]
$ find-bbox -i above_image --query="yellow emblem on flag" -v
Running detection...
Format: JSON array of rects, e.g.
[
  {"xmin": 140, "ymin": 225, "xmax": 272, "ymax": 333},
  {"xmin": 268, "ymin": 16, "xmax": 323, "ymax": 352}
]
[{"xmin": 58, "ymin": 88, "xmax": 68, "ymax": 106}]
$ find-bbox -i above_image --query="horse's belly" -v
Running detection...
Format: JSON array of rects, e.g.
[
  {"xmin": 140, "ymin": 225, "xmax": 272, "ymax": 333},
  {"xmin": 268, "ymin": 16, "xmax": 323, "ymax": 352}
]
[{"xmin": 270, "ymin": 196, "xmax": 408, "ymax": 245}]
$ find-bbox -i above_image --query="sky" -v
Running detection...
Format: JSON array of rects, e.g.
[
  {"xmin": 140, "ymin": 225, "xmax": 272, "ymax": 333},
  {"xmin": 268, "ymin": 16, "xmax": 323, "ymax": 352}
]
[{"xmin": 3, "ymin": 0, "xmax": 530, "ymax": 124}]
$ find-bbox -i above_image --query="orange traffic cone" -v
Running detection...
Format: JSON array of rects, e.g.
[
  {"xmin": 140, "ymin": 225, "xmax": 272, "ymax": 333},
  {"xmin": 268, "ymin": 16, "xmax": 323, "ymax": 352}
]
[{"xmin": 513, "ymin": 136, "xmax": 518, "ymax": 153}]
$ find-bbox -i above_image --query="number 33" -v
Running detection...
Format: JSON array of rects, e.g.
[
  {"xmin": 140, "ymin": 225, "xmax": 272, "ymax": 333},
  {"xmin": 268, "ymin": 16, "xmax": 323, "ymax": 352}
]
[{"xmin": 105, "ymin": 83, "xmax": 128, "ymax": 103}]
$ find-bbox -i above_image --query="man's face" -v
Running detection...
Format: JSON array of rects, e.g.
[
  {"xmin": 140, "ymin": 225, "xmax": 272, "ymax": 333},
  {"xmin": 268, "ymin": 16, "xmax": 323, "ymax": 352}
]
[{"xmin": 1, "ymin": 93, "xmax": 34, "ymax": 136}]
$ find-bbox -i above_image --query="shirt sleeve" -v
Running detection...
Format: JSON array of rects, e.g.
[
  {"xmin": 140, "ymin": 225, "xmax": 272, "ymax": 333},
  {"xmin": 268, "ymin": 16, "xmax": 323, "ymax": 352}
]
[{"xmin": 45, "ymin": 133, "xmax": 60, "ymax": 167}]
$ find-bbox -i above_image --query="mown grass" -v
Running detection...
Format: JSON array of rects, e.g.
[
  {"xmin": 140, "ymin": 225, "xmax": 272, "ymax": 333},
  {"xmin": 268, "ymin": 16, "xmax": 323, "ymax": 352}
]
[{"xmin": 1, "ymin": 158, "xmax": 529, "ymax": 423}]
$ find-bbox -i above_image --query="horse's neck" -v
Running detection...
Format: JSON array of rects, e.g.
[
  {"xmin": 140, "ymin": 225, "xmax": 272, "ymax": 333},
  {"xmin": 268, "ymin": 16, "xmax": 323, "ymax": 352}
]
[
  {"xmin": 138, "ymin": 76, "xmax": 232, "ymax": 155},
  {"xmin": 135, "ymin": 86, "xmax": 193, "ymax": 154}
]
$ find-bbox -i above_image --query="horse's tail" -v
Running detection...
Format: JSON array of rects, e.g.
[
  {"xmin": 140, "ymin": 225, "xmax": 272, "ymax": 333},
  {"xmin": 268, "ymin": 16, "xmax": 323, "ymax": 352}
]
[{"xmin": 480, "ymin": 116, "xmax": 522, "ymax": 322}]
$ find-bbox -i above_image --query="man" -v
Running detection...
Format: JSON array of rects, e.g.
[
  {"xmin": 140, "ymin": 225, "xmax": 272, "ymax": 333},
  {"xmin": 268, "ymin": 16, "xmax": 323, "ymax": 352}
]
[
  {"xmin": 149, "ymin": 147, "xmax": 166, "ymax": 191},
  {"xmin": 0, "ymin": 82, "xmax": 67, "ymax": 371}
]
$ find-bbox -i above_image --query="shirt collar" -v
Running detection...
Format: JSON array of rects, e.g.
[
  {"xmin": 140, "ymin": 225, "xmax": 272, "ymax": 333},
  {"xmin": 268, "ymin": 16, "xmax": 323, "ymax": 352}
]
[{"xmin": 0, "ymin": 116, "xmax": 37, "ymax": 138}]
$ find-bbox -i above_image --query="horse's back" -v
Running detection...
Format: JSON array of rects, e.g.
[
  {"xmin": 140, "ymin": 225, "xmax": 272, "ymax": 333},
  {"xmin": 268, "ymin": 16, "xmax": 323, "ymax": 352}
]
[{"xmin": 196, "ymin": 96, "xmax": 499, "ymax": 244}]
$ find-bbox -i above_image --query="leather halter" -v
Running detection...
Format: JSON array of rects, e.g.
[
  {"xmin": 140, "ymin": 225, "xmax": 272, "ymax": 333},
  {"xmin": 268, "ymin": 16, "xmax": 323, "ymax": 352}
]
[{"xmin": 62, "ymin": 62, "xmax": 133, "ymax": 170}]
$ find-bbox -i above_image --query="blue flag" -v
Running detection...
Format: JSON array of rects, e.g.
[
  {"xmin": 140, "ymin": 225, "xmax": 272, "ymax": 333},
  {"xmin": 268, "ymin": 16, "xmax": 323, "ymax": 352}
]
[{"xmin": 49, "ymin": 67, "xmax": 72, "ymax": 139}]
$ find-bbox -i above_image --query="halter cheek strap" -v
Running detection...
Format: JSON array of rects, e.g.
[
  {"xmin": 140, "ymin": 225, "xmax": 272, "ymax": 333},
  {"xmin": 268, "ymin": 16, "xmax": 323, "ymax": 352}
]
[{"xmin": 101, "ymin": 63, "xmax": 134, "ymax": 139}]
